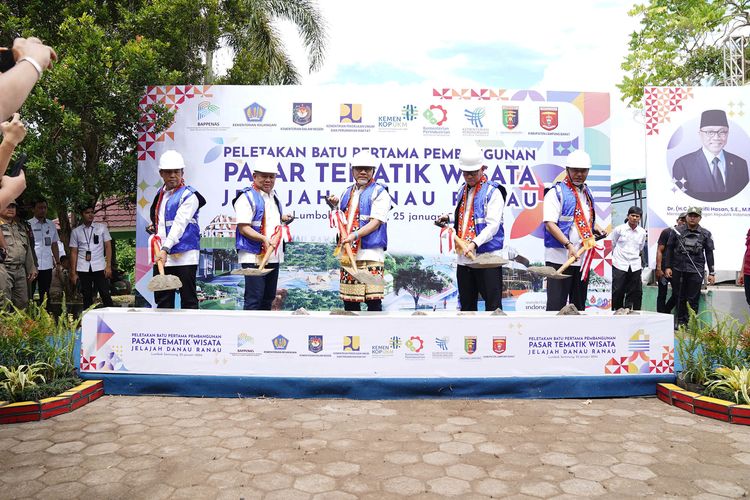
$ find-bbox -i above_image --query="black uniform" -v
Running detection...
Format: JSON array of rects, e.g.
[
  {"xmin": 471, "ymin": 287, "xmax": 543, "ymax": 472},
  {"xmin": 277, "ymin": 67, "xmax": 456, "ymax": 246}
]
[{"xmin": 664, "ymin": 225, "xmax": 715, "ymax": 326}]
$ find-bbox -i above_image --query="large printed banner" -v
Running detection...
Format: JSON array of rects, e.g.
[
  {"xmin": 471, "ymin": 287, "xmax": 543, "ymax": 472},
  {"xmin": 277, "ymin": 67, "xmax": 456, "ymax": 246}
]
[
  {"xmin": 645, "ymin": 87, "xmax": 750, "ymax": 269},
  {"xmin": 81, "ymin": 310, "xmax": 674, "ymax": 378},
  {"xmin": 136, "ymin": 85, "xmax": 612, "ymax": 311}
]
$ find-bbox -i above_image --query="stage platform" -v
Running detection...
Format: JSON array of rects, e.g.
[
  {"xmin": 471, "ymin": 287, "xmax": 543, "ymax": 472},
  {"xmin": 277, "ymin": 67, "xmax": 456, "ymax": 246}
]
[{"xmin": 78, "ymin": 308, "xmax": 675, "ymax": 399}]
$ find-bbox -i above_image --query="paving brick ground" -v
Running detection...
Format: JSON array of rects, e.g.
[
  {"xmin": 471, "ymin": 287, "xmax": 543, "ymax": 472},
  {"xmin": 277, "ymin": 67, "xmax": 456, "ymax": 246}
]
[{"xmin": 1, "ymin": 395, "xmax": 749, "ymax": 499}]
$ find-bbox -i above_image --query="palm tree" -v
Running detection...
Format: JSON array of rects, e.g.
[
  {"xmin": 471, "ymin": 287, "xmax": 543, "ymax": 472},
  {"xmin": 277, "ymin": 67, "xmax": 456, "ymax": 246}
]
[{"xmin": 212, "ymin": 0, "xmax": 327, "ymax": 84}]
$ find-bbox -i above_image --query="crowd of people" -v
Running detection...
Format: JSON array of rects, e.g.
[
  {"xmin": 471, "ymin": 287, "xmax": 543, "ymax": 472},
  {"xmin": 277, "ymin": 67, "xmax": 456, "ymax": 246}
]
[{"xmin": 2, "ymin": 36, "xmax": 748, "ymax": 322}]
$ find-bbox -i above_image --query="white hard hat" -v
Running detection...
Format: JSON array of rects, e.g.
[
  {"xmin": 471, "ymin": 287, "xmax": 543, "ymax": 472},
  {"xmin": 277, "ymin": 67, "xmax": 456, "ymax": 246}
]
[
  {"xmin": 350, "ymin": 152, "xmax": 379, "ymax": 169},
  {"xmin": 458, "ymin": 146, "xmax": 485, "ymax": 172},
  {"xmin": 158, "ymin": 150, "xmax": 186, "ymax": 170},
  {"xmin": 566, "ymin": 150, "xmax": 592, "ymax": 169},
  {"xmin": 253, "ymin": 157, "xmax": 278, "ymax": 174}
]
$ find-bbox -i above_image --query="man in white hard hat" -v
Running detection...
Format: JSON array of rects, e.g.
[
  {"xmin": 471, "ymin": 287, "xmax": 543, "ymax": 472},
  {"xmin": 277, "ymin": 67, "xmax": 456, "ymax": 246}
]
[
  {"xmin": 438, "ymin": 145, "xmax": 507, "ymax": 311},
  {"xmin": 543, "ymin": 149, "xmax": 607, "ymax": 311},
  {"xmin": 149, "ymin": 149, "xmax": 206, "ymax": 309},
  {"xmin": 233, "ymin": 157, "xmax": 294, "ymax": 310},
  {"xmin": 326, "ymin": 151, "xmax": 391, "ymax": 311}
]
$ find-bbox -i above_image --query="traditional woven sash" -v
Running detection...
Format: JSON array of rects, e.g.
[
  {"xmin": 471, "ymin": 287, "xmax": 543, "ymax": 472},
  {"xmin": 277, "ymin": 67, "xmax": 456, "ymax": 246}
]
[
  {"xmin": 457, "ymin": 175, "xmax": 487, "ymax": 243},
  {"xmin": 564, "ymin": 177, "xmax": 597, "ymax": 280},
  {"xmin": 153, "ymin": 179, "xmax": 186, "ymax": 234},
  {"xmin": 251, "ymin": 184, "xmax": 270, "ymax": 254},
  {"xmin": 151, "ymin": 179, "xmax": 186, "ymax": 263},
  {"xmin": 344, "ymin": 181, "xmax": 373, "ymax": 252}
]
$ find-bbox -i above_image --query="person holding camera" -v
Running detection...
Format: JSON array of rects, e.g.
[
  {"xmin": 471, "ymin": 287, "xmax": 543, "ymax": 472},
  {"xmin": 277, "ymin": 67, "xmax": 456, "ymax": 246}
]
[
  {"xmin": 0, "ymin": 113, "xmax": 27, "ymax": 210},
  {"xmin": 69, "ymin": 205, "xmax": 113, "ymax": 309},
  {"xmin": 0, "ymin": 37, "xmax": 57, "ymax": 120}
]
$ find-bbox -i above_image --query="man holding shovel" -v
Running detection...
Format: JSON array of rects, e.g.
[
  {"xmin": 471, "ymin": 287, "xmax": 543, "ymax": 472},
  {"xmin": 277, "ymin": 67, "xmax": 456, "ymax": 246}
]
[
  {"xmin": 326, "ymin": 152, "xmax": 390, "ymax": 312},
  {"xmin": 438, "ymin": 146, "xmax": 506, "ymax": 311},
  {"xmin": 149, "ymin": 150, "xmax": 206, "ymax": 309},
  {"xmin": 233, "ymin": 158, "xmax": 293, "ymax": 311},
  {"xmin": 542, "ymin": 150, "xmax": 607, "ymax": 311}
]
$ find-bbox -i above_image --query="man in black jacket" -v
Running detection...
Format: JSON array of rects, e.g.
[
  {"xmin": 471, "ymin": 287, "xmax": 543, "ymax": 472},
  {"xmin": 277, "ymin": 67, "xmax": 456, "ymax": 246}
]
[{"xmin": 664, "ymin": 206, "xmax": 715, "ymax": 326}]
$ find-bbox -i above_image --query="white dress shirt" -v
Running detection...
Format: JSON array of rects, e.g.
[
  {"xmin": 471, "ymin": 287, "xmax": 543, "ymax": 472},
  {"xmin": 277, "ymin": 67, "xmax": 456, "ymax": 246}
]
[
  {"xmin": 157, "ymin": 187, "xmax": 200, "ymax": 267},
  {"xmin": 456, "ymin": 184, "xmax": 505, "ymax": 266},
  {"xmin": 234, "ymin": 189, "xmax": 284, "ymax": 265},
  {"xmin": 28, "ymin": 217, "xmax": 60, "ymax": 270},
  {"xmin": 69, "ymin": 222, "xmax": 111, "ymax": 272},
  {"xmin": 342, "ymin": 184, "xmax": 391, "ymax": 262},
  {"xmin": 542, "ymin": 183, "xmax": 593, "ymax": 266},
  {"xmin": 611, "ymin": 222, "xmax": 647, "ymax": 272}
]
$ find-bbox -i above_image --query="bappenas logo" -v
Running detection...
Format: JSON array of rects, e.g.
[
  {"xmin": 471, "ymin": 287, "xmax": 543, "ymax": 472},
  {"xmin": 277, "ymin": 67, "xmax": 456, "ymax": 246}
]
[{"xmin": 197, "ymin": 101, "xmax": 220, "ymax": 125}]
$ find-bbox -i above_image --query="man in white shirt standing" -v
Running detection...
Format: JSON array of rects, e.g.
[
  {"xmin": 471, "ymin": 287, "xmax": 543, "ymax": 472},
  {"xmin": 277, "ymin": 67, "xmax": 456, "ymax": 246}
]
[
  {"xmin": 543, "ymin": 150, "xmax": 608, "ymax": 311},
  {"xmin": 28, "ymin": 198, "xmax": 60, "ymax": 306},
  {"xmin": 439, "ymin": 146, "xmax": 506, "ymax": 311},
  {"xmin": 233, "ymin": 157, "xmax": 293, "ymax": 310},
  {"xmin": 149, "ymin": 150, "xmax": 206, "ymax": 309},
  {"xmin": 611, "ymin": 206, "xmax": 647, "ymax": 310},
  {"xmin": 327, "ymin": 152, "xmax": 391, "ymax": 312},
  {"xmin": 69, "ymin": 205, "xmax": 113, "ymax": 309}
]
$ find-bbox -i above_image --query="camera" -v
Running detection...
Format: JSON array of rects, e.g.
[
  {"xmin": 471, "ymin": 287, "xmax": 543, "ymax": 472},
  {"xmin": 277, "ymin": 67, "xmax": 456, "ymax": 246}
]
[{"xmin": 0, "ymin": 50, "xmax": 14, "ymax": 73}]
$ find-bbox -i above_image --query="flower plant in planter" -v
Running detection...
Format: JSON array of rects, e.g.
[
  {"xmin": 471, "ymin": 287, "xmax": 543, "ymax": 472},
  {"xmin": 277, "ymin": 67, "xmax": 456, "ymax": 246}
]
[{"xmin": 0, "ymin": 299, "xmax": 83, "ymax": 403}]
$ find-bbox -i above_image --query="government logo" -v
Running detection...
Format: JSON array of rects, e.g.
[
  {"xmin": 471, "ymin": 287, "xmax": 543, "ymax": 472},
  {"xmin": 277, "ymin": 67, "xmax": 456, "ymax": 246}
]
[
  {"xmin": 340, "ymin": 103, "xmax": 362, "ymax": 123},
  {"xmin": 389, "ymin": 336, "xmax": 402, "ymax": 349},
  {"xmin": 464, "ymin": 108, "xmax": 485, "ymax": 128},
  {"xmin": 308, "ymin": 335, "xmax": 323, "ymax": 353},
  {"xmin": 244, "ymin": 102, "xmax": 266, "ymax": 123},
  {"xmin": 424, "ymin": 105, "xmax": 448, "ymax": 126},
  {"xmin": 402, "ymin": 104, "xmax": 418, "ymax": 121},
  {"xmin": 493, "ymin": 336, "xmax": 507, "ymax": 354},
  {"xmin": 502, "ymin": 106, "xmax": 519, "ymax": 129},
  {"xmin": 464, "ymin": 336, "xmax": 477, "ymax": 355},
  {"xmin": 539, "ymin": 107, "xmax": 558, "ymax": 131},
  {"xmin": 435, "ymin": 336, "xmax": 449, "ymax": 351},
  {"xmin": 406, "ymin": 336, "xmax": 424, "ymax": 352},
  {"xmin": 293, "ymin": 102, "xmax": 312, "ymax": 126},
  {"xmin": 343, "ymin": 335, "xmax": 360, "ymax": 352},
  {"xmin": 272, "ymin": 334, "xmax": 289, "ymax": 350},
  {"xmin": 237, "ymin": 332, "xmax": 254, "ymax": 348},
  {"xmin": 197, "ymin": 101, "xmax": 220, "ymax": 121}
]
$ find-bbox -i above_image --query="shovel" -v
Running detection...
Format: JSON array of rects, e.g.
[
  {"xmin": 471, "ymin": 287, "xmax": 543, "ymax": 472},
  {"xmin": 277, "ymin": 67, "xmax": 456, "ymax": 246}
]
[
  {"xmin": 434, "ymin": 220, "xmax": 508, "ymax": 268},
  {"xmin": 528, "ymin": 233, "xmax": 606, "ymax": 280},
  {"xmin": 148, "ymin": 259, "xmax": 183, "ymax": 291},
  {"xmin": 231, "ymin": 217, "xmax": 293, "ymax": 276},
  {"xmin": 327, "ymin": 203, "xmax": 383, "ymax": 286}
]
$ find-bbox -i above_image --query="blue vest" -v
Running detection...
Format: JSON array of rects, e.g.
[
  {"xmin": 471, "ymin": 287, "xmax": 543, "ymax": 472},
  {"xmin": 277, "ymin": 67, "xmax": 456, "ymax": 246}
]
[
  {"xmin": 165, "ymin": 185, "xmax": 201, "ymax": 253},
  {"xmin": 234, "ymin": 187, "xmax": 283, "ymax": 254},
  {"xmin": 455, "ymin": 181, "xmax": 504, "ymax": 253},
  {"xmin": 543, "ymin": 181, "xmax": 595, "ymax": 248},
  {"xmin": 339, "ymin": 182, "xmax": 389, "ymax": 250}
]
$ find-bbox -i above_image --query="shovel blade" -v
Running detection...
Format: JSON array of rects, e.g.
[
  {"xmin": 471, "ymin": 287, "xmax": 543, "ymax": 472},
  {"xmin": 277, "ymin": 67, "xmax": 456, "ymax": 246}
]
[
  {"xmin": 527, "ymin": 266, "xmax": 571, "ymax": 280},
  {"xmin": 354, "ymin": 271, "xmax": 384, "ymax": 286}
]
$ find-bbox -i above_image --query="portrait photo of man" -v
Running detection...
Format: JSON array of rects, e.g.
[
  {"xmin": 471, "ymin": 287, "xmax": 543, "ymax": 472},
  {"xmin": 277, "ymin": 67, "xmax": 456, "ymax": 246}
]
[{"xmin": 671, "ymin": 109, "xmax": 749, "ymax": 202}]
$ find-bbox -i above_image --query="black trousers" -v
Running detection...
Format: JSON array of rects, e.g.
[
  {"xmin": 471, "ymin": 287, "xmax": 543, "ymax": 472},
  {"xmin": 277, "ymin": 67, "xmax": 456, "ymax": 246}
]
[
  {"xmin": 242, "ymin": 263, "xmax": 279, "ymax": 311},
  {"xmin": 611, "ymin": 266, "xmax": 643, "ymax": 310},
  {"xmin": 79, "ymin": 270, "xmax": 113, "ymax": 309},
  {"xmin": 344, "ymin": 299, "xmax": 382, "ymax": 312},
  {"xmin": 32, "ymin": 268, "xmax": 53, "ymax": 305},
  {"xmin": 545, "ymin": 262, "xmax": 588, "ymax": 311},
  {"xmin": 745, "ymin": 274, "xmax": 750, "ymax": 307},
  {"xmin": 672, "ymin": 269, "xmax": 703, "ymax": 326},
  {"xmin": 656, "ymin": 276, "xmax": 677, "ymax": 313},
  {"xmin": 457, "ymin": 265, "xmax": 502, "ymax": 311},
  {"xmin": 153, "ymin": 264, "xmax": 198, "ymax": 309}
]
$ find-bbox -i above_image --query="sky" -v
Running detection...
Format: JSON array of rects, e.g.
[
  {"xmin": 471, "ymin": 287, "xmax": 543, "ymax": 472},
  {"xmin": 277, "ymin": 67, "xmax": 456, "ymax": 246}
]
[{"xmin": 272, "ymin": 0, "xmax": 645, "ymax": 183}]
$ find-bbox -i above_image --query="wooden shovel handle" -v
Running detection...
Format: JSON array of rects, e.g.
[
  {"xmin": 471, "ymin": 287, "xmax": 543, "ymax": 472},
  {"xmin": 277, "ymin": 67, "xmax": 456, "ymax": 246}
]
[
  {"xmin": 343, "ymin": 241, "xmax": 358, "ymax": 267},
  {"xmin": 157, "ymin": 259, "xmax": 166, "ymax": 276},
  {"xmin": 557, "ymin": 245, "xmax": 588, "ymax": 275},
  {"xmin": 257, "ymin": 231, "xmax": 283, "ymax": 270},
  {"xmin": 454, "ymin": 235, "xmax": 477, "ymax": 260}
]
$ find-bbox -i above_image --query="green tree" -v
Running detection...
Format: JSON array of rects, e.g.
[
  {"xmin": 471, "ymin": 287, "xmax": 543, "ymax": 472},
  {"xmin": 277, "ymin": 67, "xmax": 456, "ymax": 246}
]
[
  {"xmin": 390, "ymin": 255, "xmax": 449, "ymax": 310},
  {"xmin": 0, "ymin": 0, "xmax": 326, "ymax": 240},
  {"xmin": 619, "ymin": 0, "xmax": 750, "ymax": 107}
]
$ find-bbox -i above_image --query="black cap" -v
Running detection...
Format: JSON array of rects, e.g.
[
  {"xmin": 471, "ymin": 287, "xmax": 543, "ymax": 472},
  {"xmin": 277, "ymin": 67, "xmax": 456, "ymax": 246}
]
[
  {"xmin": 700, "ymin": 109, "xmax": 728, "ymax": 128},
  {"xmin": 627, "ymin": 206, "xmax": 643, "ymax": 216}
]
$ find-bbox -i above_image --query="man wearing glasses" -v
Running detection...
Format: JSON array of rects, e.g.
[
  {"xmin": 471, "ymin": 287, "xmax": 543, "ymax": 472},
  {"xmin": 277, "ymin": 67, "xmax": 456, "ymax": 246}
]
[{"xmin": 672, "ymin": 109, "xmax": 749, "ymax": 202}]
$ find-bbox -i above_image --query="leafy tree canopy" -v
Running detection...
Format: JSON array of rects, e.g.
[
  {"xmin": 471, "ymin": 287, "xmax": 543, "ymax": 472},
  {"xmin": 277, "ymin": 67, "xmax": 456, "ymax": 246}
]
[
  {"xmin": 0, "ymin": 0, "xmax": 326, "ymax": 238},
  {"xmin": 619, "ymin": 0, "xmax": 749, "ymax": 108}
]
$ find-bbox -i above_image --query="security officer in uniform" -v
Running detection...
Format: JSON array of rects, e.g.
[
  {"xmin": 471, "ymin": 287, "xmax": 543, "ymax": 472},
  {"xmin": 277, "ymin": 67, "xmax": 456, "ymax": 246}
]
[
  {"xmin": 0, "ymin": 200, "xmax": 37, "ymax": 308},
  {"xmin": 664, "ymin": 206, "xmax": 715, "ymax": 327}
]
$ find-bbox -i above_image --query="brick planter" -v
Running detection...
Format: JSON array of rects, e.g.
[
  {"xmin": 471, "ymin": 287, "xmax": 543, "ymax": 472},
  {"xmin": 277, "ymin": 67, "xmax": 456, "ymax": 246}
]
[
  {"xmin": 656, "ymin": 383, "xmax": 750, "ymax": 426},
  {"xmin": 0, "ymin": 380, "xmax": 103, "ymax": 424}
]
